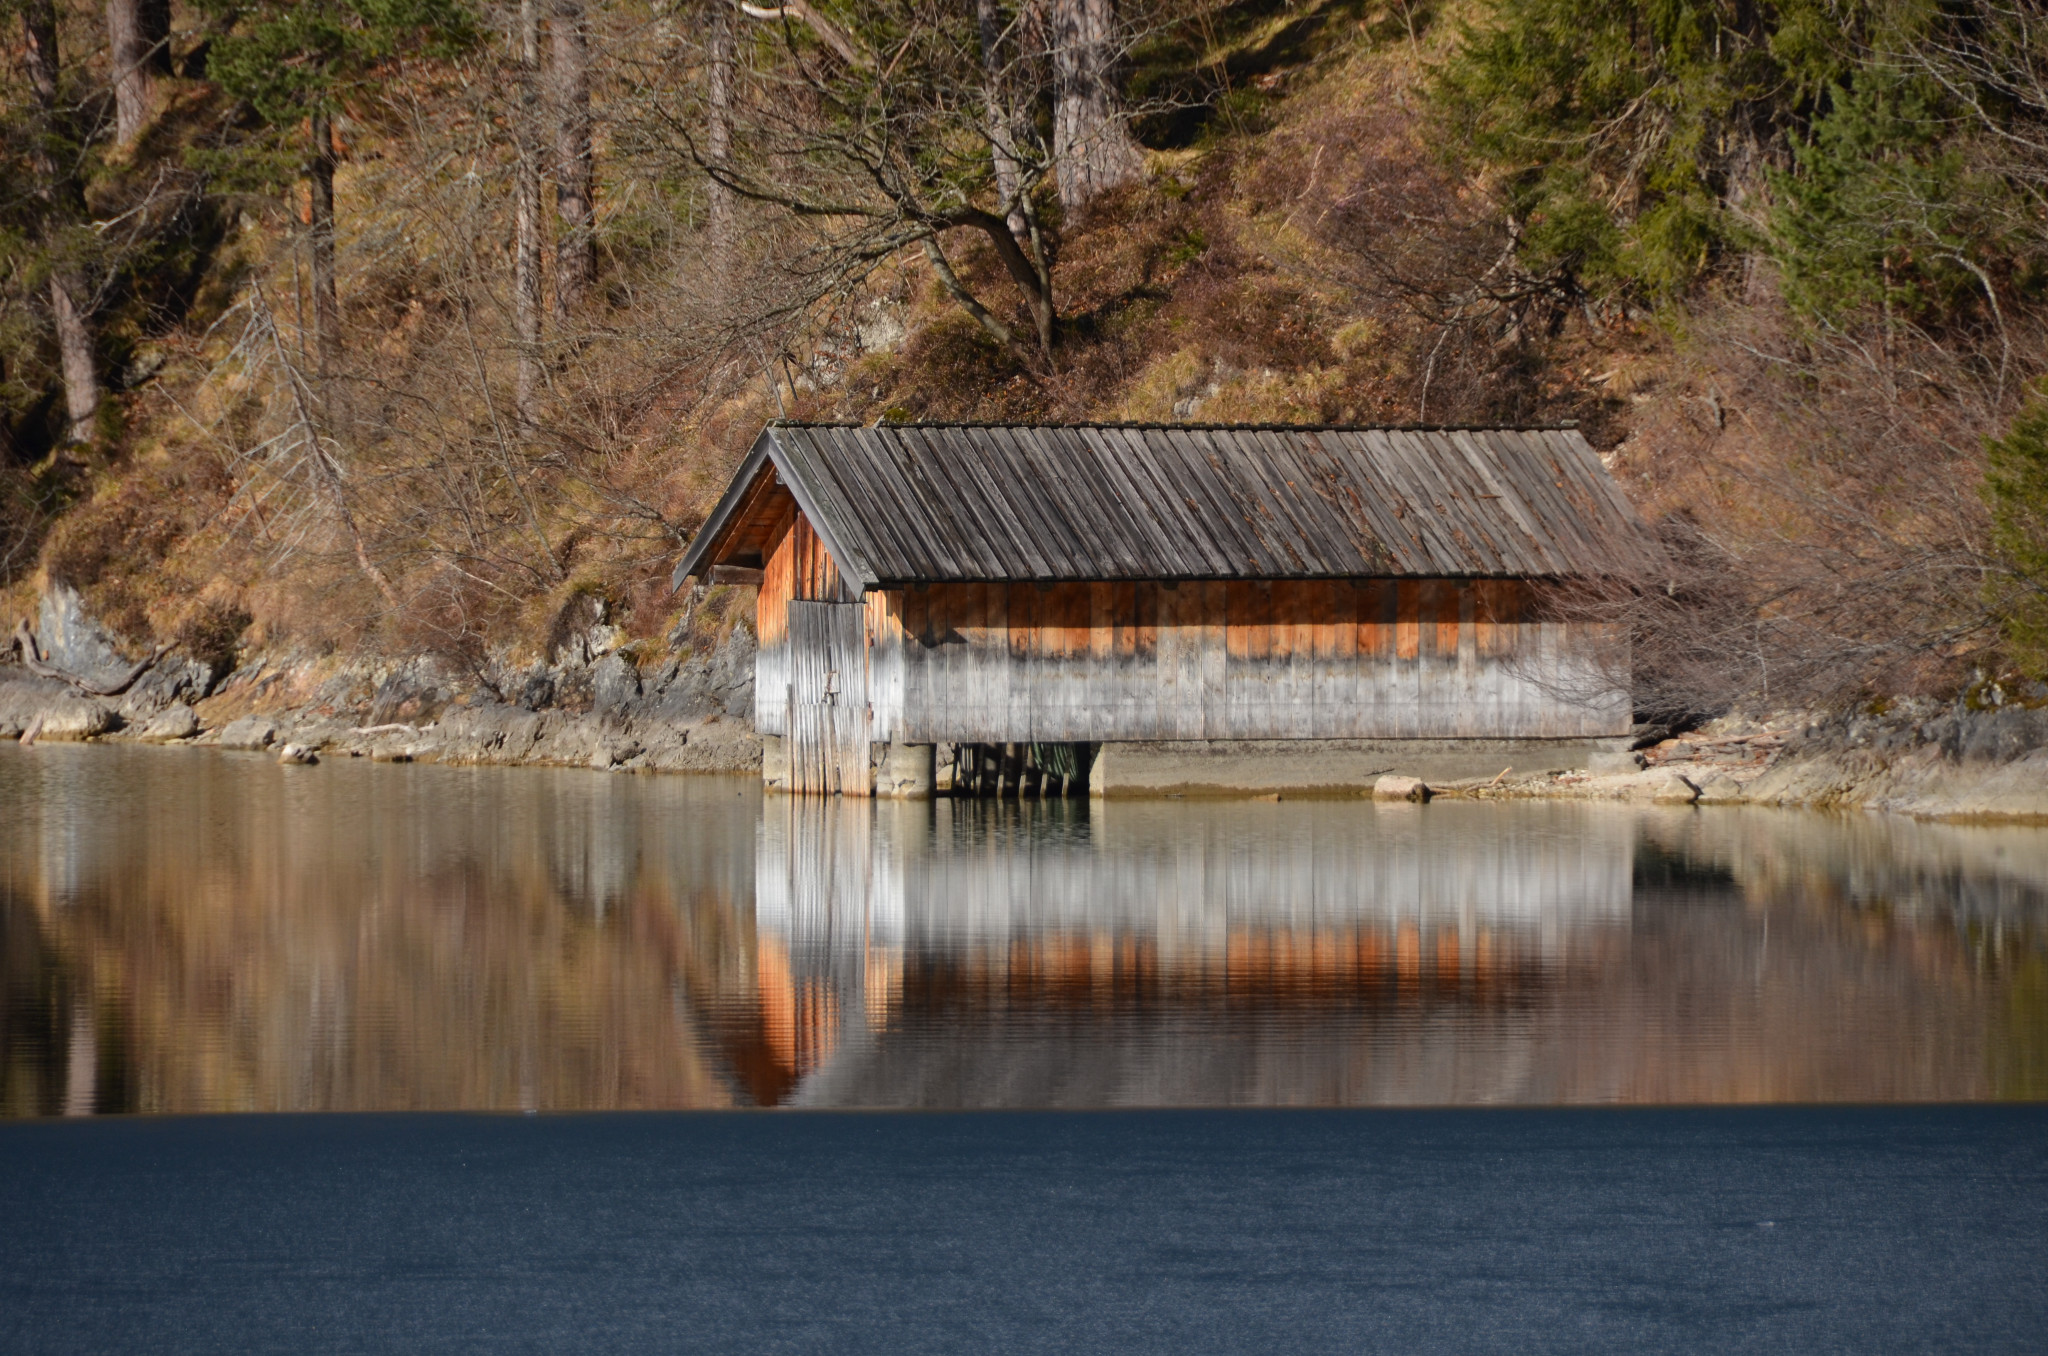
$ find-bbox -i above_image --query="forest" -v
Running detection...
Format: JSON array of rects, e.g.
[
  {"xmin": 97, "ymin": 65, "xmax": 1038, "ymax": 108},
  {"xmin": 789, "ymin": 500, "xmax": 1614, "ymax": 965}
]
[{"xmin": 4, "ymin": 0, "xmax": 2048, "ymax": 716}]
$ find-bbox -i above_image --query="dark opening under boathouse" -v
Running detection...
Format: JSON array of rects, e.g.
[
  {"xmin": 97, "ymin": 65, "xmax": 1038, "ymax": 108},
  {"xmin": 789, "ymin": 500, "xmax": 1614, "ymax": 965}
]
[{"xmin": 672, "ymin": 421, "xmax": 1661, "ymax": 797}]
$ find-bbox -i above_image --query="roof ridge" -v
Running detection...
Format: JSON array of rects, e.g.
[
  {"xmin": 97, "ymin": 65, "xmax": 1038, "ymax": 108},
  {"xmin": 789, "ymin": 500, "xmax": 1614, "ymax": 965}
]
[{"xmin": 766, "ymin": 419, "xmax": 1582, "ymax": 433}]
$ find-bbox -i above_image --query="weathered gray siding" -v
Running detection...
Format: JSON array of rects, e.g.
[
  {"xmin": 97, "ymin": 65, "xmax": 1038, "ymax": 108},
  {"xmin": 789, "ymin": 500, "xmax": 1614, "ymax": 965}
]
[{"xmin": 866, "ymin": 579, "xmax": 1628, "ymax": 744}]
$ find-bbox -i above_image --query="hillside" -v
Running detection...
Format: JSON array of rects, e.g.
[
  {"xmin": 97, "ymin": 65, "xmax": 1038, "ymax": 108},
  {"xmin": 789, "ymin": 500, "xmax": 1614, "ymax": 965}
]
[{"xmin": 5, "ymin": 0, "xmax": 2048, "ymax": 718}]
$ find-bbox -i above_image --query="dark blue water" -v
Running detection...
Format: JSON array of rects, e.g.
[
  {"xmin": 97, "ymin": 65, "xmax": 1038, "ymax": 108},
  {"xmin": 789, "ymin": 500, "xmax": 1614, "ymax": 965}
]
[{"xmin": 3, "ymin": 1107, "xmax": 2043, "ymax": 1353}]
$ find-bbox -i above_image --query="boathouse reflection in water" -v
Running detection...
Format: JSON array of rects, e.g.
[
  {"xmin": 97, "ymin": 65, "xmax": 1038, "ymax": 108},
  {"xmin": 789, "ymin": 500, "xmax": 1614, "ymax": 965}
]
[
  {"xmin": 1, "ymin": 746, "xmax": 2042, "ymax": 1114},
  {"xmin": 751, "ymin": 798, "xmax": 1637, "ymax": 1105}
]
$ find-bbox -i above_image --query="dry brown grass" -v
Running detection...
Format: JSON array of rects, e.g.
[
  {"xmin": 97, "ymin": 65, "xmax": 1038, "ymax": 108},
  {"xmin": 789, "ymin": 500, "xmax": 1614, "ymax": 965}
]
[{"xmin": 10, "ymin": 12, "xmax": 2031, "ymax": 713}]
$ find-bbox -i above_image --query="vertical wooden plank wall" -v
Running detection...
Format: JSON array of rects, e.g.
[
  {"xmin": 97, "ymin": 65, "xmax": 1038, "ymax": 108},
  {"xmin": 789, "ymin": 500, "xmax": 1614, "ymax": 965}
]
[
  {"xmin": 756, "ymin": 514, "xmax": 854, "ymax": 736},
  {"xmin": 755, "ymin": 510, "xmax": 794, "ymax": 736},
  {"xmin": 875, "ymin": 578, "xmax": 1628, "ymax": 743}
]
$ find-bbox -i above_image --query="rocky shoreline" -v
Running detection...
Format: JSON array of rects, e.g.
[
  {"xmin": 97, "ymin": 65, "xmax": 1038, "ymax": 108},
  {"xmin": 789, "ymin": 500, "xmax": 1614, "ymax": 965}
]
[
  {"xmin": 0, "ymin": 659, "xmax": 764, "ymax": 774},
  {"xmin": 4, "ymin": 587, "xmax": 2047, "ymax": 819},
  {"xmin": 0, "ymin": 586, "xmax": 764, "ymax": 776},
  {"xmin": 1429, "ymin": 700, "xmax": 2048, "ymax": 822},
  {"xmin": 8, "ymin": 660, "xmax": 2047, "ymax": 822}
]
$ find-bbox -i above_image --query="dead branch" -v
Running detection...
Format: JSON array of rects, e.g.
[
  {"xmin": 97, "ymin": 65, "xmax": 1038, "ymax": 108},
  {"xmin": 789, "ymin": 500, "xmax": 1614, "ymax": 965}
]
[
  {"xmin": 737, "ymin": 0, "xmax": 871, "ymax": 69},
  {"xmin": 13, "ymin": 619, "xmax": 170, "ymax": 696}
]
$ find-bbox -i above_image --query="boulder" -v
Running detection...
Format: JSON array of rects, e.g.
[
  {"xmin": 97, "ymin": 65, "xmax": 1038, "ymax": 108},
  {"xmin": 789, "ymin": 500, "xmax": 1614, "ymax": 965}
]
[
  {"xmin": 517, "ymin": 672, "xmax": 556, "ymax": 711},
  {"xmin": 591, "ymin": 737, "xmax": 642, "ymax": 770},
  {"xmin": 365, "ymin": 667, "xmax": 450, "ymax": 727},
  {"xmin": 1372, "ymin": 774, "xmax": 1430, "ymax": 802},
  {"xmin": 1695, "ymin": 775, "xmax": 1745, "ymax": 805},
  {"xmin": 1588, "ymin": 749, "xmax": 1646, "ymax": 775},
  {"xmin": 36, "ymin": 585, "xmax": 133, "ymax": 682},
  {"xmin": 1648, "ymin": 773, "xmax": 1700, "ymax": 805},
  {"xmin": 218, "ymin": 715, "xmax": 279, "ymax": 750},
  {"xmin": 137, "ymin": 703, "xmax": 200, "ymax": 743},
  {"xmin": 592, "ymin": 653, "xmax": 642, "ymax": 720},
  {"xmin": 24, "ymin": 699, "xmax": 116, "ymax": 742},
  {"xmin": 276, "ymin": 743, "xmax": 319, "ymax": 766}
]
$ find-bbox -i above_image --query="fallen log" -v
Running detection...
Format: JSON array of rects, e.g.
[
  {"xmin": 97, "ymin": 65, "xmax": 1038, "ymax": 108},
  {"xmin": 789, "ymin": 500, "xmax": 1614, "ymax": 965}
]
[
  {"xmin": 1682, "ymin": 731, "xmax": 1791, "ymax": 748},
  {"xmin": 13, "ymin": 619, "xmax": 170, "ymax": 697}
]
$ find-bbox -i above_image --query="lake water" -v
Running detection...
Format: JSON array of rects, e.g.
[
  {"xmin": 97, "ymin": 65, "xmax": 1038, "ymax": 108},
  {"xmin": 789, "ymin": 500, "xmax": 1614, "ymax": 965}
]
[
  {"xmin": 4, "ymin": 745, "xmax": 2046, "ymax": 1352},
  {"xmin": 2, "ymin": 743, "xmax": 2045, "ymax": 1114}
]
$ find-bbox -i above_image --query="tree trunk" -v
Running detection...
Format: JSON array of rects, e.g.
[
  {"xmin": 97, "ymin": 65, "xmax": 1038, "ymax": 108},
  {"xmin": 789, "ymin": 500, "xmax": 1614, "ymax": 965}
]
[
  {"xmin": 22, "ymin": 0, "xmax": 58, "ymax": 105},
  {"xmin": 514, "ymin": 0, "xmax": 544, "ymax": 424},
  {"xmin": 549, "ymin": 0, "xmax": 594, "ymax": 319},
  {"xmin": 105, "ymin": 0, "xmax": 156, "ymax": 147},
  {"xmin": 1050, "ymin": 0, "xmax": 1140, "ymax": 213},
  {"xmin": 976, "ymin": 0, "xmax": 1025, "ymax": 235},
  {"xmin": 309, "ymin": 110, "xmax": 341, "ymax": 386},
  {"xmin": 49, "ymin": 277, "xmax": 101, "ymax": 444},
  {"xmin": 706, "ymin": 0, "xmax": 736, "ymax": 268},
  {"xmin": 22, "ymin": 1, "xmax": 101, "ymax": 443}
]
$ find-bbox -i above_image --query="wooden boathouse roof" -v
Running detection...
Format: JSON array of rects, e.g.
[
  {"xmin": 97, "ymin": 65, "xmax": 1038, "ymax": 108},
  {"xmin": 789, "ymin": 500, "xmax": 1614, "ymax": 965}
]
[{"xmin": 674, "ymin": 421, "xmax": 1661, "ymax": 591}]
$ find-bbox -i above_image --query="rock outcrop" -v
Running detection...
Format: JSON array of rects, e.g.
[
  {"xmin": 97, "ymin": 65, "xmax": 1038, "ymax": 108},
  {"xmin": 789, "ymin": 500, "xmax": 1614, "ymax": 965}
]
[
  {"xmin": 0, "ymin": 677, "xmax": 117, "ymax": 742},
  {"xmin": 0, "ymin": 588, "xmax": 762, "ymax": 778},
  {"xmin": 136, "ymin": 703, "xmax": 201, "ymax": 742},
  {"xmin": 217, "ymin": 715, "xmax": 279, "ymax": 751}
]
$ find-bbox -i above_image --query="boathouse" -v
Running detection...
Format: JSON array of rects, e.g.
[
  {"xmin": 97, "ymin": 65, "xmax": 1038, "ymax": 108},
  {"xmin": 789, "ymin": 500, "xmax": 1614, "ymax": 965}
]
[{"xmin": 672, "ymin": 422, "xmax": 1662, "ymax": 797}]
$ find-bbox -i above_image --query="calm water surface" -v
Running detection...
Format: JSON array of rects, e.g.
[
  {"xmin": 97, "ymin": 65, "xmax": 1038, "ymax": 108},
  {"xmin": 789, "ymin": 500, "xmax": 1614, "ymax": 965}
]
[
  {"xmin": 4, "ymin": 1107, "xmax": 2045, "ymax": 1353},
  {"xmin": 3, "ymin": 742, "xmax": 2042, "ymax": 1114}
]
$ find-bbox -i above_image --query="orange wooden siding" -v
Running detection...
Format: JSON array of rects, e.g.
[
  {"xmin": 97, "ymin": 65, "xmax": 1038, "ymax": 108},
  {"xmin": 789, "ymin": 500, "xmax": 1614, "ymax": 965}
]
[{"xmin": 755, "ymin": 515, "xmax": 855, "ymax": 735}]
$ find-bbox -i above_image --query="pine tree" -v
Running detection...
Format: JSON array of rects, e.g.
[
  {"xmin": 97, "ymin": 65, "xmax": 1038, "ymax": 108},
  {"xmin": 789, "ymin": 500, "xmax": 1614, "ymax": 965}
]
[
  {"xmin": 201, "ymin": 0, "xmax": 478, "ymax": 379},
  {"xmin": 1986, "ymin": 389, "xmax": 2048, "ymax": 678}
]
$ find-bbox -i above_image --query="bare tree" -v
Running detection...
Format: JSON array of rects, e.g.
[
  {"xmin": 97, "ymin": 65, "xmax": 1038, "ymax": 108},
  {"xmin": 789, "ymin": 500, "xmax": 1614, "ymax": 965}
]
[
  {"xmin": 513, "ymin": 0, "xmax": 544, "ymax": 423},
  {"xmin": 704, "ymin": 0, "xmax": 736, "ymax": 263},
  {"xmin": 105, "ymin": 0, "xmax": 169, "ymax": 147},
  {"xmin": 20, "ymin": 0, "xmax": 101, "ymax": 443},
  {"xmin": 1892, "ymin": 1, "xmax": 2048, "ymax": 196},
  {"xmin": 1571, "ymin": 305, "xmax": 2020, "ymax": 714},
  {"xmin": 1050, "ymin": 0, "xmax": 1141, "ymax": 212},
  {"xmin": 550, "ymin": 0, "xmax": 595, "ymax": 317},
  {"xmin": 655, "ymin": 0, "xmax": 1060, "ymax": 365},
  {"xmin": 976, "ymin": 0, "xmax": 1024, "ymax": 234},
  {"xmin": 309, "ymin": 109, "xmax": 342, "ymax": 385},
  {"xmin": 223, "ymin": 283, "xmax": 404, "ymax": 610}
]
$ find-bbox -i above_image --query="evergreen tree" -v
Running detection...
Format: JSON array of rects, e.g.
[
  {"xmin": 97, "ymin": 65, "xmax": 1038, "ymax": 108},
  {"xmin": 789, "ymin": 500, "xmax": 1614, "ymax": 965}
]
[
  {"xmin": 1429, "ymin": 0, "xmax": 1877, "ymax": 300},
  {"xmin": 200, "ymin": 0, "xmax": 476, "ymax": 376},
  {"xmin": 1986, "ymin": 388, "xmax": 2048, "ymax": 678}
]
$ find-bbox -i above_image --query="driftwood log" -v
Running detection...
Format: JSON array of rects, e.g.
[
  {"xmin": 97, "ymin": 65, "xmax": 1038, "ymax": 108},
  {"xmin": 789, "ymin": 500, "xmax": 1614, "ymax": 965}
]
[{"xmin": 12, "ymin": 619, "xmax": 170, "ymax": 697}]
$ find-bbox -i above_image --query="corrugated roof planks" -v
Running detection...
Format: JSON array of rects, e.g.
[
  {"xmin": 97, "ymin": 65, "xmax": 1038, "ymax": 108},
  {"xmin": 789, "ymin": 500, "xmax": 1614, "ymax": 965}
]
[{"xmin": 675, "ymin": 421, "xmax": 1661, "ymax": 590}]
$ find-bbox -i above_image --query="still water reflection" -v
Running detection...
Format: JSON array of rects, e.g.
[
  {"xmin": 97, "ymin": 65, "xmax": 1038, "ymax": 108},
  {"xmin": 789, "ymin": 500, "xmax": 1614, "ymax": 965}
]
[{"xmin": 2, "ymin": 744, "xmax": 2043, "ymax": 1114}]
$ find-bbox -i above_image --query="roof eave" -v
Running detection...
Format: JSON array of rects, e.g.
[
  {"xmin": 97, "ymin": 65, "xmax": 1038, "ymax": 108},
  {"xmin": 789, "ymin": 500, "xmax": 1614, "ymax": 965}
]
[
  {"xmin": 766, "ymin": 427, "xmax": 879, "ymax": 593},
  {"xmin": 670, "ymin": 426, "xmax": 879, "ymax": 594},
  {"xmin": 669, "ymin": 430, "xmax": 778, "ymax": 591}
]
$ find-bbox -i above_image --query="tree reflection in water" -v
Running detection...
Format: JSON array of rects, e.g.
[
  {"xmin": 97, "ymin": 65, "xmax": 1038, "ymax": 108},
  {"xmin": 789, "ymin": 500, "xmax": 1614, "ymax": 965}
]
[{"xmin": 1, "ymin": 743, "xmax": 2043, "ymax": 1114}]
